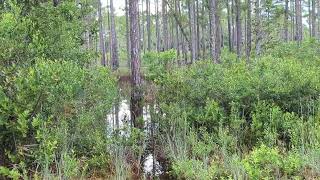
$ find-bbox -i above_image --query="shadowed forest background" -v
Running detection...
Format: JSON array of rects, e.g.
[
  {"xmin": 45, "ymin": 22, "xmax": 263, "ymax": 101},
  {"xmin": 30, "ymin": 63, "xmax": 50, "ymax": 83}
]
[{"xmin": 1, "ymin": 0, "xmax": 320, "ymax": 179}]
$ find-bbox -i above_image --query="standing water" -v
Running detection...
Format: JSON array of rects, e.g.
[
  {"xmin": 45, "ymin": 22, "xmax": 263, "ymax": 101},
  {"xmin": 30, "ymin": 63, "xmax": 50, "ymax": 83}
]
[{"xmin": 106, "ymin": 83, "xmax": 164, "ymax": 179}]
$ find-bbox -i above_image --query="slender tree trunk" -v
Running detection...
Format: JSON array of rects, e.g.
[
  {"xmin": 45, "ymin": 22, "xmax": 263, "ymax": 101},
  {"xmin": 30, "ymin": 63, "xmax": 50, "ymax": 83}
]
[
  {"xmin": 107, "ymin": 2, "xmax": 111, "ymax": 66},
  {"xmin": 209, "ymin": 0, "xmax": 220, "ymax": 63},
  {"xmin": 98, "ymin": 0, "xmax": 106, "ymax": 66},
  {"xmin": 125, "ymin": 0, "xmax": 131, "ymax": 67},
  {"xmin": 312, "ymin": 0, "xmax": 316, "ymax": 37},
  {"xmin": 235, "ymin": 0, "xmax": 242, "ymax": 59},
  {"xmin": 110, "ymin": 0, "xmax": 119, "ymax": 70},
  {"xmin": 246, "ymin": 0, "xmax": 252, "ymax": 63},
  {"xmin": 227, "ymin": 0, "xmax": 233, "ymax": 52},
  {"xmin": 202, "ymin": 1, "xmax": 206, "ymax": 58},
  {"xmin": 188, "ymin": 0, "xmax": 197, "ymax": 62},
  {"xmin": 295, "ymin": 0, "xmax": 302, "ymax": 44},
  {"xmin": 175, "ymin": 0, "xmax": 180, "ymax": 64},
  {"xmin": 147, "ymin": 0, "xmax": 151, "ymax": 51},
  {"xmin": 232, "ymin": 0, "xmax": 236, "ymax": 49},
  {"xmin": 163, "ymin": 0, "xmax": 191, "ymax": 49},
  {"xmin": 162, "ymin": 0, "xmax": 169, "ymax": 50},
  {"xmin": 130, "ymin": 0, "xmax": 143, "ymax": 128},
  {"xmin": 255, "ymin": 0, "xmax": 262, "ymax": 56},
  {"xmin": 284, "ymin": 0, "xmax": 289, "ymax": 41},
  {"xmin": 317, "ymin": 0, "xmax": 320, "ymax": 41},
  {"xmin": 142, "ymin": 0, "xmax": 146, "ymax": 53},
  {"xmin": 196, "ymin": 0, "xmax": 200, "ymax": 59},
  {"xmin": 309, "ymin": 0, "xmax": 312, "ymax": 37},
  {"xmin": 170, "ymin": 16, "xmax": 175, "ymax": 48},
  {"xmin": 317, "ymin": 0, "xmax": 320, "ymax": 39},
  {"xmin": 291, "ymin": 0, "xmax": 295, "ymax": 41},
  {"xmin": 156, "ymin": 0, "xmax": 161, "ymax": 52}
]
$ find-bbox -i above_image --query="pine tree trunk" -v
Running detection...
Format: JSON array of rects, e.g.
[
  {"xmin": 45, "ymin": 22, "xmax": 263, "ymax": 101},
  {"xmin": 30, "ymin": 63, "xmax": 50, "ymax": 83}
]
[
  {"xmin": 125, "ymin": 0, "xmax": 131, "ymax": 67},
  {"xmin": 246, "ymin": 0, "xmax": 252, "ymax": 63},
  {"xmin": 284, "ymin": 0, "xmax": 289, "ymax": 41},
  {"xmin": 188, "ymin": 0, "xmax": 197, "ymax": 62},
  {"xmin": 295, "ymin": 0, "xmax": 302, "ymax": 44},
  {"xmin": 110, "ymin": 0, "xmax": 119, "ymax": 70},
  {"xmin": 232, "ymin": 0, "xmax": 236, "ymax": 49},
  {"xmin": 227, "ymin": 0, "xmax": 233, "ymax": 52},
  {"xmin": 235, "ymin": 0, "xmax": 242, "ymax": 59},
  {"xmin": 317, "ymin": 0, "xmax": 320, "ymax": 39},
  {"xmin": 291, "ymin": 0, "xmax": 295, "ymax": 41},
  {"xmin": 130, "ymin": 0, "xmax": 143, "ymax": 128},
  {"xmin": 201, "ymin": 1, "xmax": 206, "ymax": 58},
  {"xmin": 209, "ymin": 0, "xmax": 220, "ymax": 63},
  {"xmin": 162, "ymin": 0, "xmax": 169, "ymax": 50},
  {"xmin": 309, "ymin": 0, "xmax": 312, "ymax": 37},
  {"xmin": 196, "ymin": 0, "xmax": 200, "ymax": 59},
  {"xmin": 312, "ymin": 0, "xmax": 316, "ymax": 37},
  {"xmin": 98, "ymin": 0, "xmax": 106, "ymax": 66},
  {"xmin": 255, "ymin": 0, "xmax": 262, "ymax": 56},
  {"xmin": 156, "ymin": 0, "xmax": 161, "ymax": 52},
  {"xmin": 175, "ymin": 0, "xmax": 180, "ymax": 63},
  {"xmin": 147, "ymin": 0, "xmax": 151, "ymax": 51}
]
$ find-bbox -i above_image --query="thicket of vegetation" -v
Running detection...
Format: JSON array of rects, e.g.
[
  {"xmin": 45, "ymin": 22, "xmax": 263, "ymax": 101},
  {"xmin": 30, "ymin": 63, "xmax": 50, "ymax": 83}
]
[
  {"xmin": 147, "ymin": 42, "xmax": 320, "ymax": 179},
  {"xmin": 1, "ymin": 0, "xmax": 320, "ymax": 179},
  {"xmin": 0, "ymin": 1, "xmax": 118, "ymax": 178}
]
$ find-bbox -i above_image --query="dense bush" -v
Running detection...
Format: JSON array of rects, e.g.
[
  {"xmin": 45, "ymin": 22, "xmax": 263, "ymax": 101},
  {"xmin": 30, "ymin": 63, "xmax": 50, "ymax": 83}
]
[
  {"xmin": 152, "ymin": 42, "xmax": 320, "ymax": 178},
  {"xmin": 0, "ymin": 60, "xmax": 117, "ymax": 178},
  {"xmin": 0, "ymin": 1, "xmax": 118, "ymax": 178}
]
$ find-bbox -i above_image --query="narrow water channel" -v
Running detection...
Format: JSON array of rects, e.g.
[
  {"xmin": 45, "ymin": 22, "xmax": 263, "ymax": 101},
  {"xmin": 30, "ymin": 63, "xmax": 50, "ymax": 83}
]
[{"xmin": 106, "ymin": 78, "xmax": 165, "ymax": 179}]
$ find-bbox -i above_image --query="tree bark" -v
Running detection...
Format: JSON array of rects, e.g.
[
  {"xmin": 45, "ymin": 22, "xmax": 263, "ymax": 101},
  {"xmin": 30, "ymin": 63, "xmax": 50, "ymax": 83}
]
[
  {"xmin": 130, "ymin": 0, "xmax": 143, "ymax": 128},
  {"xmin": 196, "ymin": 0, "xmax": 200, "ymax": 59},
  {"xmin": 110, "ymin": 0, "xmax": 119, "ymax": 70},
  {"xmin": 125, "ymin": 0, "xmax": 131, "ymax": 67},
  {"xmin": 147, "ymin": 0, "xmax": 151, "ymax": 51},
  {"xmin": 201, "ymin": 1, "xmax": 207, "ymax": 58},
  {"xmin": 98, "ymin": 0, "xmax": 106, "ymax": 66},
  {"xmin": 317, "ymin": 0, "xmax": 320, "ymax": 39},
  {"xmin": 209, "ymin": 0, "xmax": 220, "ymax": 63},
  {"xmin": 162, "ymin": 0, "xmax": 169, "ymax": 50},
  {"xmin": 295, "ymin": 0, "xmax": 302, "ymax": 44},
  {"xmin": 156, "ymin": 0, "xmax": 161, "ymax": 52},
  {"xmin": 284, "ymin": 0, "xmax": 289, "ymax": 41},
  {"xmin": 188, "ymin": 0, "xmax": 197, "ymax": 62},
  {"xmin": 141, "ymin": 0, "xmax": 145, "ymax": 53},
  {"xmin": 246, "ymin": 0, "xmax": 252, "ymax": 63},
  {"xmin": 312, "ymin": 0, "xmax": 316, "ymax": 37},
  {"xmin": 255, "ymin": 0, "xmax": 262, "ymax": 56},
  {"xmin": 235, "ymin": 0, "xmax": 242, "ymax": 59},
  {"xmin": 291, "ymin": 0, "xmax": 295, "ymax": 41},
  {"xmin": 227, "ymin": 0, "xmax": 233, "ymax": 52},
  {"xmin": 175, "ymin": 0, "xmax": 181, "ymax": 63}
]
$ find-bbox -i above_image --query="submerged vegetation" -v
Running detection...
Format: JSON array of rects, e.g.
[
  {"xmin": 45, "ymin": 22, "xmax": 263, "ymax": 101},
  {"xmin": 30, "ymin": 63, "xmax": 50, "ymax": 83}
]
[{"xmin": 1, "ymin": 0, "xmax": 320, "ymax": 179}]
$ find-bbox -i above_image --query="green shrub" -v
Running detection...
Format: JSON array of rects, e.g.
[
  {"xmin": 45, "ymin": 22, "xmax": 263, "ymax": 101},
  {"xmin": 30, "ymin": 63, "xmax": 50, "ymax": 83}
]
[
  {"xmin": 242, "ymin": 144, "xmax": 282, "ymax": 179},
  {"xmin": 172, "ymin": 159, "xmax": 215, "ymax": 180},
  {"xmin": 0, "ymin": 60, "xmax": 117, "ymax": 177}
]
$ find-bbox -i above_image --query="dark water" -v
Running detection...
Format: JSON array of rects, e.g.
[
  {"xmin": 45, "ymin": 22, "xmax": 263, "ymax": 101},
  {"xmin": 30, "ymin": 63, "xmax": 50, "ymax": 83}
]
[{"xmin": 107, "ymin": 97, "xmax": 164, "ymax": 178}]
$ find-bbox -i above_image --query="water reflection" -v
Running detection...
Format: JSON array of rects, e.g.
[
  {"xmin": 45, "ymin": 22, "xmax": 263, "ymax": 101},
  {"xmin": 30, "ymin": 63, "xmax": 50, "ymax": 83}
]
[
  {"xmin": 107, "ymin": 100, "xmax": 155, "ymax": 134},
  {"xmin": 107, "ymin": 99, "xmax": 163, "ymax": 178}
]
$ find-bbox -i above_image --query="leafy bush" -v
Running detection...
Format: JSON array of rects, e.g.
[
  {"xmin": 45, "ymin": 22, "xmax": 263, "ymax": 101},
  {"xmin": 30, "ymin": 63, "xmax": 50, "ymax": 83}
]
[
  {"xmin": 0, "ymin": 60, "xmax": 117, "ymax": 178},
  {"xmin": 143, "ymin": 49, "xmax": 177, "ymax": 80},
  {"xmin": 172, "ymin": 159, "xmax": 215, "ymax": 180},
  {"xmin": 242, "ymin": 145, "xmax": 282, "ymax": 179},
  {"xmin": 153, "ymin": 46, "xmax": 320, "ymax": 179}
]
